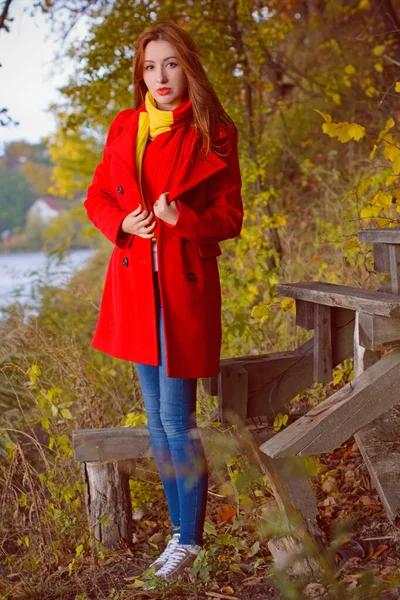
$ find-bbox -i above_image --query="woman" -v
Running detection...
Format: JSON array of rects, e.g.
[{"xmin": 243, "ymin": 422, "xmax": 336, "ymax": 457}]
[{"xmin": 84, "ymin": 20, "xmax": 243, "ymax": 581}]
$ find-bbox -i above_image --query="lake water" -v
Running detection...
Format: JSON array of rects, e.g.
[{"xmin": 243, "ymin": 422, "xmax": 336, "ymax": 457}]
[{"xmin": 0, "ymin": 249, "xmax": 95, "ymax": 312}]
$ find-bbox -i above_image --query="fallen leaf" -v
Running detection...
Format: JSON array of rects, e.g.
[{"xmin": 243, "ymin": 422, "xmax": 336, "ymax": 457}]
[
  {"xmin": 148, "ymin": 531, "xmax": 165, "ymax": 544},
  {"xmin": 217, "ymin": 504, "xmax": 236, "ymax": 524},
  {"xmin": 322, "ymin": 476, "xmax": 338, "ymax": 493},
  {"xmin": 371, "ymin": 544, "xmax": 389, "ymax": 559},
  {"xmin": 221, "ymin": 585, "xmax": 235, "ymax": 595}
]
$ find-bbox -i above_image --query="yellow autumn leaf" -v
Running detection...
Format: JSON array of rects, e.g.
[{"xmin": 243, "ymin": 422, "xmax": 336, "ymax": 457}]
[
  {"xmin": 314, "ymin": 109, "xmax": 332, "ymax": 122},
  {"xmin": 357, "ymin": 178, "xmax": 372, "ymax": 197},
  {"xmin": 341, "ymin": 188, "xmax": 355, "ymax": 202},
  {"xmin": 27, "ymin": 364, "xmax": 41, "ymax": 384},
  {"xmin": 333, "ymin": 371, "xmax": 343, "ymax": 386},
  {"xmin": 371, "ymin": 192, "xmax": 392, "ymax": 209},
  {"xmin": 221, "ymin": 585, "xmax": 235, "ymax": 595},
  {"xmin": 343, "ymin": 239, "xmax": 358, "ymax": 250},
  {"xmin": 393, "ymin": 154, "xmax": 400, "ymax": 175},
  {"xmin": 396, "ymin": 82, "xmax": 400, "ymax": 92},
  {"xmin": 377, "ymin": 118, "xmax": 395, "ymax": 144},
  {"xmin": 323, "ymin": 122, "xmax": 365, "ymax": 143},
  {"xmin": 370, "ymin": 144, "xmax": 378, "ymax": 160},
  {"xmin": 360, "ymin": 205, "xmax": 381, "ymax": 219},
  {"xmin": 365, "ymin": 86, "xmax": 379, "ymax": 98},
  {"xmin": 386, "ymin": 175, "xmax": 398, "ymax": 186},
  {"xmin": 374, "ymin": 63, "xmax": 383, "ymax": 73},
  {"xmin": 373, "ymin": 45, "xmax": 385, "ymax": 57},
  {"xmin": 280, "ymin": 298, "xmax": 294, "ymax": 311},
  {"xmin": 251, "ymin": 304, "xmax": 270, "ymax": 319},
  {"xmin": 349, "ymin": 123, "xmax": 366, "ymax": 141},
  {"xmin": 383, "ymin": 134, "xmax": 400, "ymax": 161},
  {"xmin": 344, "ymin": 65, "xmax": 356, "ymax": 75},
  {"xmin": 75, "ymin": 544, "xmax": 84, "ymax": 557},
  {"xmin": 273, "ymin": 413, "xmax": 289, "ymax": 432}
]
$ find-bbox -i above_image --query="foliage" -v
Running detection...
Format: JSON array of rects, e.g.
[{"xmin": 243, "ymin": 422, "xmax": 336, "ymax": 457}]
[{"xmin": 0, "ymin": 169, "xmax": 35, "ymax": 231}]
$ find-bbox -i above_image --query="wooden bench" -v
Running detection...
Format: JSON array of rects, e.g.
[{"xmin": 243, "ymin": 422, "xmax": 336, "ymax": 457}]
[
  {"xmin": 73, "ymin": 427, "xmax": 152, "ymax": 548},
  {"xmin": 261, "ymin": 229, "xmax": 400, "ymax": 526}
]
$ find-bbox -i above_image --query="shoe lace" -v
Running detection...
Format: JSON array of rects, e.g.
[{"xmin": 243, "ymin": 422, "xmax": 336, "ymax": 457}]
[
  {"xmin": 155, "ymin": 534, "xmax": 179, "ymax": 561},
  {"xmin": 156, "ymin": 546, "xmax": 190, "ymax": 575}
]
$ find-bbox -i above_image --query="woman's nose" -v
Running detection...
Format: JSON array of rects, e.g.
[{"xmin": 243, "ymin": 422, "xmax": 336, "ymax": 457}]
[{"xmin": 156, "ymin": 70, "xmax": 167, "ymax": 83}]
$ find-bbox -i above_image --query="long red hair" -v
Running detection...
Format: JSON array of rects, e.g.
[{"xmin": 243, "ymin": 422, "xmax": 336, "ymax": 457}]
[{"xmin": 132, "ymin": 20, "xmax": 235, "ymax": 155}]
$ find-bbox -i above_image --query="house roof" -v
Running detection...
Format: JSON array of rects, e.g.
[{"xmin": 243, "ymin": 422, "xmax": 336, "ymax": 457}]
[{"xmin": 35, "ymin": 197, "xmax": 61, "ymax": 211}]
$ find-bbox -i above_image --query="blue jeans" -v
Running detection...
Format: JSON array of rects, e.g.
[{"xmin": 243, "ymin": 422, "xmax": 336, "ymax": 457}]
[{"xmin": 135, "ymin": 272, "xmax": 208, "ymax": 546}]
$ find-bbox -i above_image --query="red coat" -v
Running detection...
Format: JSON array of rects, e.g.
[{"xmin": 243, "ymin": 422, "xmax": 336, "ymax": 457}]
[{"xmin": 84, "ymin": 107, "xmax": 243, "ymax": 378}]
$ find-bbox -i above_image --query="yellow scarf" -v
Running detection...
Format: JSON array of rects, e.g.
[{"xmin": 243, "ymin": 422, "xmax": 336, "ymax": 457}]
[{"xmin": 136, "ymin": 91, "xmax": 174, "ymax": 209}]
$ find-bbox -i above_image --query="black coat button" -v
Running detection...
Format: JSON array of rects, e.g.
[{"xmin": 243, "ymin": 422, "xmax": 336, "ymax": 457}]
[
  {"xmin": 188, "ymin": 272, "xmax": 197, "ymax": 282},
  {"xmin": 123, "ymin": 257, "xmax": 129, "ymax": 267},
  {"xmin": 118, "ymin": 185, "xmax": 124, "ymax": 195}
]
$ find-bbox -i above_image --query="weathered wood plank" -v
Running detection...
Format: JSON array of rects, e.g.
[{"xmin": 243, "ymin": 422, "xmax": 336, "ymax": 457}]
[
  {"xmin": 389, "ymin": 245, "xmax": 400, "ymax": 294},
  {"xmin": 218, "ymin": 365, "xmax": 248, "ymax": 422},
  {"xmin": 73, "ymin": 427, "xmax": 153, "ymax": 462},
  {"xmin": 358, "ymin": 313, "xmax": 400, "ymax": 350},
  {"xmin": 260, "ymin": 349, "xmax": 400, "ymax": 458},
  {"xmin": 355, "ymin": 407, "xmax": 400, "ymax": 523},
  {"xmin": 353, "ymin": 312, "xmax": 380, "ymax": 377},
  {"xmin": 240, "ymin": 427, "xmax": 324, "ymax": 543},
  {"xmin": 313, "ymin": 304, "xmax": 332, "ymax": 383},
  {"xmin": 358, "ymin": 228, "xmax": 400, "ymax": 245},
  {"xmin": 373, "ymin": 243, "xmax": 390, "ymax": 273},
  {"xmin": 247, "ymin": 310, "xmax": 354, "ymax": 420},
  {"xmin": 276, "ymin": 282, "xmax": 400, "ymax": 317},
  {"xmin": 296, "ymin": 300, "xmax": 315, "ymax": 329},
  {"xmin": 82, "ymin": 460, "xmax": 134, "ymax": 548},
  {"xmin": 202, "ymin": 377, "xmax": 218, "ymax": 396}
]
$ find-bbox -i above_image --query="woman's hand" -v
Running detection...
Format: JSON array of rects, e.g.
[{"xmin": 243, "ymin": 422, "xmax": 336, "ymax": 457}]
[
  {"xmin": 153, "ymin": 192, "xmax": 178, "ymax": 226},
  {"xmin": 121, "ymin": 205, "xmax": 156, "ymax": 239}
]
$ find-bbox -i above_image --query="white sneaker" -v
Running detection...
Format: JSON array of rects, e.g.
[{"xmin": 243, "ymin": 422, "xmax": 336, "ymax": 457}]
[
  {"xmin": 154, "ymin": 544, "xmax": 200, "ymax": 581},
  {"xmin": 148, "ymin": 533, "xmax": 180, "ymax": 571}
]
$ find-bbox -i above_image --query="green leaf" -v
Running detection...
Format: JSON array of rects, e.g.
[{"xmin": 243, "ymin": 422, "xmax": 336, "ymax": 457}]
[
  {"xmin": 61, "ymin": 408, "xmax": 72, "ymax": 420},
  {"xmin": 204, "ymin": 521, "xmax": 218, "ymax": 537},
  {"xmin": 248, "ymin": 541, "xmax": 260, "ymax": 558}
]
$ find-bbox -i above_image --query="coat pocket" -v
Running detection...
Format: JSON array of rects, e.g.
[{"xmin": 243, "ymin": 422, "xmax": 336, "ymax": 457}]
[{"xmin": 196, "ymin": 242, "xmax": 222, "ymax": 258}]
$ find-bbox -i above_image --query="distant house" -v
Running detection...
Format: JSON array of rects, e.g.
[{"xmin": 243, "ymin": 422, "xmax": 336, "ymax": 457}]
[
  {"xmin": 0, "ymin": 229, "xmax": 12, "ymax": 242},
  {"xmin": 27, "ymin": 197, "xmax": 62, "ymax": 224}
]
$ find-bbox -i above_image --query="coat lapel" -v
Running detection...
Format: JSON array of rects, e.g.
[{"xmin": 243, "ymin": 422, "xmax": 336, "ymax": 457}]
[{"xmin": 107, "ymin": 107, "xmax": 229, "ymax": 202}]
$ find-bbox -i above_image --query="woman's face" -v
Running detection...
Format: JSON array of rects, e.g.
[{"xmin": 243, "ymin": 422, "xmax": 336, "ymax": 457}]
[{"xmin": 143, "ymin": 40, "xmax": 188, "ymax": 111}]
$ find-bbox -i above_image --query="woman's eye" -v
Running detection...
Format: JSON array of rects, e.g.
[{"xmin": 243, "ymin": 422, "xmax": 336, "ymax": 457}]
[
  {"xmin": 167, "ymin": 62, "xmax": 177, "ymax": 68},
  {"xmin": 145, "ymin": 65, "xmax": 154, "ymax": 70}
]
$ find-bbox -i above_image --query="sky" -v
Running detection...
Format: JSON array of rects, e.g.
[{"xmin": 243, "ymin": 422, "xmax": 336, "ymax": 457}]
[{"xmin": 0, "ymin": 0, "xmax": 74, "ymax": 149}]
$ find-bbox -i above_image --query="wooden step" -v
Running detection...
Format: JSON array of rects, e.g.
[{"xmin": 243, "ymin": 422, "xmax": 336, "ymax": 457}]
[
  {"xmin": 276, "ymin": 282, "xmax": 400, "ymax": 317},
  {"xmin": 355, "ymin": 407, "xmax": 400, "ymax": 523},
  {"xmin": 260, "ymin": 349, "xmax": 400, "ymax": 458}
]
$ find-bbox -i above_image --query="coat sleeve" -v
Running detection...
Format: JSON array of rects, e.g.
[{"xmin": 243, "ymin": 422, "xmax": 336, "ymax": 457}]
[
  {"xmin": 171, "ymin": 126, "xmax": 243, "ymax": 245},
  {"xmin": 84, "ymin": 112, "xmax": 134, "ymax": 248}
]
